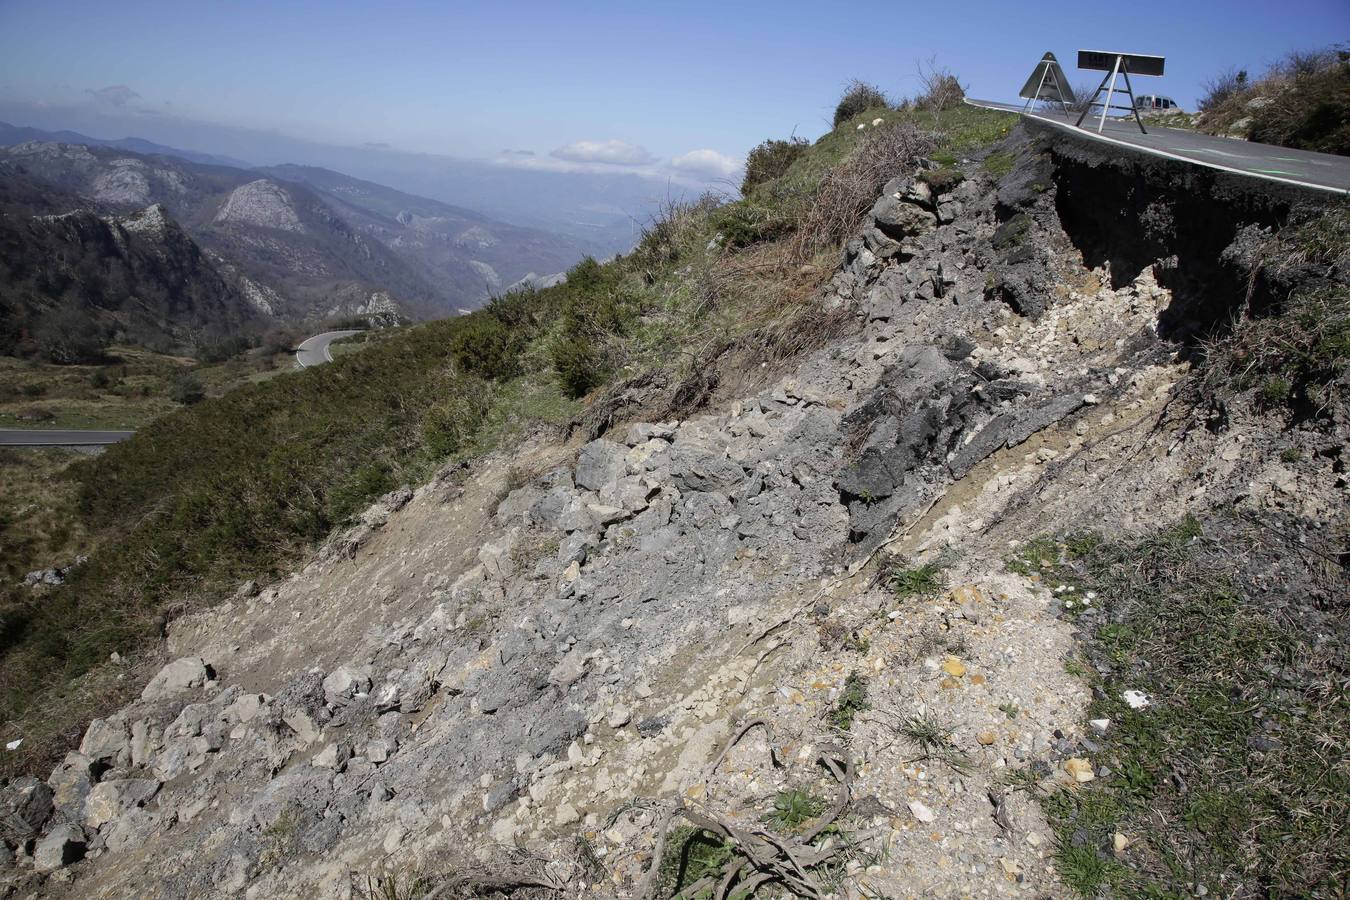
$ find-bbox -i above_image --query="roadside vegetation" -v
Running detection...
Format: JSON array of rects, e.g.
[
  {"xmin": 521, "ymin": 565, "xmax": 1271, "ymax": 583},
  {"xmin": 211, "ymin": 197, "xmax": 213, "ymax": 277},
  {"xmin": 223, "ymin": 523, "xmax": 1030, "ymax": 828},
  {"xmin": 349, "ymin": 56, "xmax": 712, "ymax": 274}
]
[
  {"xmin": 1008, "ymin": 517, "xmax": 1347, "ymax": 897},
  {"xmin": 1197, "ymin": 44, "xmax": 1348, "ymax": 155},
  {"xmin": 1200, "ymin": 203, "xmax": 1350, "ymax": 419},
  {"xmin": 0, "ymin": 73, "xmax": 1015, "ymax": 778}
]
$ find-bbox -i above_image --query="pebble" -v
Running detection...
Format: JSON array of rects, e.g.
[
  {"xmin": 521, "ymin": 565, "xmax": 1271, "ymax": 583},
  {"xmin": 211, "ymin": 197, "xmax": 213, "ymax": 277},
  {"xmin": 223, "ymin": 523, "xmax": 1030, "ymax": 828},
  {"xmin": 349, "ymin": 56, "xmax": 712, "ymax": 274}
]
[{"xmin": 908, "ymin": 800, "xmax": 937, "ymax": 823}]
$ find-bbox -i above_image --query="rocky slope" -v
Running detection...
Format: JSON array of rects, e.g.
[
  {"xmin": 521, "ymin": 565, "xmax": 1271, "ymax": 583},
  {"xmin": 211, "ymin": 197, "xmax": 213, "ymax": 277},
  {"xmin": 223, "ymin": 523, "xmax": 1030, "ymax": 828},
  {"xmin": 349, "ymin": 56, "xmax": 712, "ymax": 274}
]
[{"xmin": 1, "ymin": 125, "xmax": 1344, "ymax": 898}]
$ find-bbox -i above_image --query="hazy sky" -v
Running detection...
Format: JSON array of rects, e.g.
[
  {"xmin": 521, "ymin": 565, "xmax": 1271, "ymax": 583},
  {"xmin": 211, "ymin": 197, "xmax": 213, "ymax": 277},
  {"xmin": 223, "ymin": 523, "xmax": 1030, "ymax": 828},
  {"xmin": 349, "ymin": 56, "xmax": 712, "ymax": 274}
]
[{"xmin": 1, "ymin": 0, "xmax": 1346, "ymax": 179}]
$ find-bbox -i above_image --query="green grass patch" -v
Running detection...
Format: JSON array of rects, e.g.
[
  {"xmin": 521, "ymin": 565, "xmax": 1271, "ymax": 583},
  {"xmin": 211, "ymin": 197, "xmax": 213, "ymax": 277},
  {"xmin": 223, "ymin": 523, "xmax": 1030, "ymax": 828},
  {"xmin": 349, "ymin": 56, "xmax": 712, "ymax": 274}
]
[{"xmin": 1014, "ymin": 515, "xmax": 1349, "ymax": 897}]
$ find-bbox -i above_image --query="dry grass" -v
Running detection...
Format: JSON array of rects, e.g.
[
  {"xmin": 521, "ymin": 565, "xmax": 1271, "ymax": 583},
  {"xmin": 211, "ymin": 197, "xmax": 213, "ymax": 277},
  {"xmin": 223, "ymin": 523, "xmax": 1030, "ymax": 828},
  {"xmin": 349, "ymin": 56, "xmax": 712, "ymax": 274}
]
[{"xmin": 790, "ymin": 122, "xmax": 937, "ymax": 261}]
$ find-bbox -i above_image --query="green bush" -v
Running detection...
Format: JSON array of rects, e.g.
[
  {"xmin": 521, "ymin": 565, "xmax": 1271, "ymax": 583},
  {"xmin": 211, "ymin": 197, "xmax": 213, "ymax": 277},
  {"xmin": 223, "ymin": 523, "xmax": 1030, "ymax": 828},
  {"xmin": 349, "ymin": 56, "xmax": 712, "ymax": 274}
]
[
  {"xmin": 421, "ymin": 378, "xmax": 491, "ymax": 456},
  {"xmin": 711, "ymin": 202, "xmax": 790, "ymax": 248},
  {"xmin": 741, "ymin": 137, "xmax": 808, "ymax": 195},
  {"xmin": 833, "ymin": 79, "xmax": 890, "ymax": 127},
  {"xmin": 551, "ymin": 334, "xmax": 605, "ymax": 398},
  {"xmin": 169, "ymin": 373, "xmax": 205, "ymax": 405},
  {"xmin": 448, "ymin": 315, "xmax": 519, "ymax": 379}
]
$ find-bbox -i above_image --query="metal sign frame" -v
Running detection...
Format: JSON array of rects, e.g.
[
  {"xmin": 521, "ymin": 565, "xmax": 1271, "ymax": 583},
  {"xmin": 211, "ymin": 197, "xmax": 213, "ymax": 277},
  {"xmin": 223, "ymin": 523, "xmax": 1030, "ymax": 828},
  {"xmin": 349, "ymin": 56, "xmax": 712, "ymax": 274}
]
[
  {"xmin": 1019, "ymin": 52, "xmax": 1074, "ymax": 111},
  {"xmin": 1074, "ymin": 50, "xmax": 1165, "ymax": 134}
]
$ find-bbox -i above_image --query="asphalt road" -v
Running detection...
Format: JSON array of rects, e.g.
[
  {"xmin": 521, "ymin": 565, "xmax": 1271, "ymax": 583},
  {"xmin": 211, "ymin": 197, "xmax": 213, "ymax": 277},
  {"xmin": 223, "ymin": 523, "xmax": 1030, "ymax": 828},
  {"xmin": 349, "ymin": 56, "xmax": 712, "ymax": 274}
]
[
  {"xmin": 0, "ymin": 428, "xmax": 133, "ymax": 447},
  {"xmin": 966, "ymin": 98, "xmax": 1350, "ymax": 195},
  {"xmin": 295, "ymin": 330, "xmax": 361, "ymax": 368}
]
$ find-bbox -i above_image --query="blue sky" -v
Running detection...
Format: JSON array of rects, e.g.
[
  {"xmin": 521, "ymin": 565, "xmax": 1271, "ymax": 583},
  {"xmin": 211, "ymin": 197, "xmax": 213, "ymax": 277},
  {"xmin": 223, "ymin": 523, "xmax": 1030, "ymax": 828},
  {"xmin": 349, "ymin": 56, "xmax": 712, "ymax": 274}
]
[{"xmin": 0, "ymin": 0, "xmax": 1346, "ymax": 178}]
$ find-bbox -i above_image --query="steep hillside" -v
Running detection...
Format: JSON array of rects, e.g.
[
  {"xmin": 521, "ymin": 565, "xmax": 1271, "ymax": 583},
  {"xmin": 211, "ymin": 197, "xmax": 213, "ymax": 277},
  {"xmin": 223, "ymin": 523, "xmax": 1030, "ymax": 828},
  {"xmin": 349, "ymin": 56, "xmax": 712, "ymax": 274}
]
[
  {"xmin": 0, "ymin": 143, "xmax": 438, "ymax": 325},
  {"xmin": 260, "ymin": 164, "xmax": 583, "ymax": 301},
  {"xmin": 0, "ymin": 203, "xmax": 260, "ymax": 359},
  {"xmin": 0, "ymin": 100, "xmax": 1345, "ymax": 899}
]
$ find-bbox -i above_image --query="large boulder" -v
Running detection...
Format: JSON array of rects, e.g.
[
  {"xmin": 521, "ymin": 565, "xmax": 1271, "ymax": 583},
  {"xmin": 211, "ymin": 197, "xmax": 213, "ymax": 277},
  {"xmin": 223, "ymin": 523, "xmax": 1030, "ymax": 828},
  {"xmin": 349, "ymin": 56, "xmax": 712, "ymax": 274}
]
[
  {"xmin": 0, "ymin": 776, "xmax": 53, "ymax": 842},
  {"xmin": 575, "ymin": 439, "xmax": 628, "ymax": 491},
  {"xmin": 141, "ymin": 656, "xmax": 212, "ymax": 701}
]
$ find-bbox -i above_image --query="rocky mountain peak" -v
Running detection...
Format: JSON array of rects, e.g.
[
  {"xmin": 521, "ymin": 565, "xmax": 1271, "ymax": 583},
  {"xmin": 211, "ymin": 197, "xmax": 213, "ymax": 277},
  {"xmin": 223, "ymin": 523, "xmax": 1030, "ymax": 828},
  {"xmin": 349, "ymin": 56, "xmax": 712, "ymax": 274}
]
[{"xmin": 213, "ymin": 179, "xmax": 304, "ymax": 233}]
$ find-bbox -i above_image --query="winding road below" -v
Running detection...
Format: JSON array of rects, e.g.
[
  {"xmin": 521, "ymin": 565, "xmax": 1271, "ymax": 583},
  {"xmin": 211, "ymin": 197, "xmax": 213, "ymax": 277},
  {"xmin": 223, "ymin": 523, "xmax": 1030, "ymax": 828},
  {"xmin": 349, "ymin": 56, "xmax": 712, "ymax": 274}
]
[
  {"xmin": 966, "ymin": 98, "xmax": 1350, "ymax": 195},
  {"xmin": 295, "ymin": 330, "xmax": 361, "ymax": 368},
  {"xmin": 0, "ymin": 428, "xmax": 133, "ymax": 447}
]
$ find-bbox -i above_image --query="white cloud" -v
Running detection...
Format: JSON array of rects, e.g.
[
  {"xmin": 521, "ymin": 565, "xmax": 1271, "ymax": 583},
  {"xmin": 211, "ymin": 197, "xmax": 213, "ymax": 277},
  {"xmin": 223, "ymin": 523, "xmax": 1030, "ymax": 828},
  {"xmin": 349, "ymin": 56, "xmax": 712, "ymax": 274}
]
[
  {"xmin": 670, "ymin": 148, "xmax": 740, "ymax": 179},
  {"xmin": 86, "ymin": 85, "xmax": 141, "ymax": 107},
  {"xmin": 550, "ymin": 139, "xmax": 655, "ymax": 166}
]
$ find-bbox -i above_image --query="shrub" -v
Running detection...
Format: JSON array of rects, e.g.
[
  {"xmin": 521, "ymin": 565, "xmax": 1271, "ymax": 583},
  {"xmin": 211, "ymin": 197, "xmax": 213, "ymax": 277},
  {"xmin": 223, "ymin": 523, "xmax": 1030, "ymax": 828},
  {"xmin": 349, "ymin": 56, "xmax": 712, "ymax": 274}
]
[
  {"xmin": 448, "ymin": 315, "xmax": 519, "ymax": 379},
  {"xmin": 1199, "ymin": 45, "xmax": 1350, "ymax": 154},
  {"xmin": 833, "ymin": 79, "xmax": 890, "ymax": 127},
  {"xmin": 741, "ymin": 137, "xmax": 808, "ymax": 195},
  {"xmin": 1248, "ymin": 55, "xmax": 1350, "ymax": 154},
  {"xmin": 1199, "ymin": 67, "xmax": 1249, "ymax": 112},
  {"xmin": 421, "ymin": 378, "xmax": 491, "ymax": 457},
  {"xmin": 710, "ymin": 202, "xmax": 791, "ymax": 248},
  {"xmin": 914, "ymin": 61, "xmax": 965, "ymax": 112},
  {"xmin": 33, "ymin": 302, "xmax": 107, "ymax": 364},
  {"xmin": 169, "ymin": 373, "xmax": 205, "ymax": 405},
  {"xmin": 551, "ymin": 334, "xmax": 605, "ymax": 398}
]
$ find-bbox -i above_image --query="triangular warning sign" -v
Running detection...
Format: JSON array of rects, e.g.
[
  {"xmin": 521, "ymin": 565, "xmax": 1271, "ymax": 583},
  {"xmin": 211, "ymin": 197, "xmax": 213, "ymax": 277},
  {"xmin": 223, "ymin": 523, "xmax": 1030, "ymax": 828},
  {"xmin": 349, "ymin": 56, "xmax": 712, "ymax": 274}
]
[{"xmin": 1019, "ymin": 52, "xmax": 1073, "ymax": 103}]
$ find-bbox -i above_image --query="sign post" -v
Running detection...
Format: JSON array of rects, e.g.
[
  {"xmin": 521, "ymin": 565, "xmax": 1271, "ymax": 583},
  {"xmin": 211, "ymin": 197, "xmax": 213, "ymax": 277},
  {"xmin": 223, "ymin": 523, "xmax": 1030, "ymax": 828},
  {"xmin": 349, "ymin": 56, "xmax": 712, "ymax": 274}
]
[
  {"xmin": 1073, "ymin": 50, "xmax": 1165, "ymax": 134},
  {"xmin": 1019, "ymin": 52, "xmax": 1074, "ymax": 111}
]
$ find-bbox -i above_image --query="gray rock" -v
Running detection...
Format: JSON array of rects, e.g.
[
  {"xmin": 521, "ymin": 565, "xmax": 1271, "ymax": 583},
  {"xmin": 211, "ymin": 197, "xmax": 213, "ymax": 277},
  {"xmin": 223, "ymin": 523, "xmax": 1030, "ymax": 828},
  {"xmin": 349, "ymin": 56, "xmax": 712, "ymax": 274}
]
[
  {"xmin": 322, "ymin": 665, "xmax": 372, "ymax": 706},
  {"xmin": 575, "ymin": 439, "xmax": 628, "ymax": 491},
  {"xmin": 79, "ymin": 715, "xmax": 131, "ymax": 766},
  {"xmin": 312, "ymin": 741, "xmax": 352, "ymax": 771},
  {"xmin": 48, "ymin": 753, "xmax": 96, "ymax": 822},
  {"xmin": 141, "ymin": 657, "xmax": 212, "ymax": 701},
  {"xmin": 624, "ymin": 422, "xmax": 676, "ymax": 446},
  {"xmin": 525, "ymin": 708, "xmax": 588, "ymax": 757},
  {"xmin": 33, "ymin": 823, "xmax": 85, "ymax": 871},
  {"xmin": 668, "ymin": 448, "xmax": 745, "ymax": 493},
  {"xmin": 103, "ymin": 807, "xmax": 157, "ymax": 854},
  {"xmin": 0, "ymin": 776, "xmax": 54, "ymax": 842},
  {"xmin": 83, "ymin": 779, "xmax": 160, "ymax": 830},
  {"xmin": 477, "ymin": 531, "xmax": 518, "ymax": 580},
  {"xmin": 871, "ymin": 194, "xmax": 937, "ymax": 241}
]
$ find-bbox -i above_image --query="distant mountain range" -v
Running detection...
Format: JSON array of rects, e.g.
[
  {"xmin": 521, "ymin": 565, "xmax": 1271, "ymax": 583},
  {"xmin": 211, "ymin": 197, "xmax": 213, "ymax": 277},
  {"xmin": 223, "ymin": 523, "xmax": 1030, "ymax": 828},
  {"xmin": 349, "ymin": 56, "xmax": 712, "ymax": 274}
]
[
  {"xmin": 0, "ymin": 123, "xmax": 587, "ymax": 356},
  {"xmin": 0, "ymin": 121, "xmax": 253, "ymax": 169}
]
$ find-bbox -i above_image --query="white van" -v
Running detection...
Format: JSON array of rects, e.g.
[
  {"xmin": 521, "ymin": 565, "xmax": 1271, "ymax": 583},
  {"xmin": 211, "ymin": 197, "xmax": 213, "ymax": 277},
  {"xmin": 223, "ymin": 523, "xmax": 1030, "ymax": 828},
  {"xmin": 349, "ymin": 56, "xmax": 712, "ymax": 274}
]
[{"xmin": 1134, "ymin": 94, "xmax": 1184, "ymax": 112}]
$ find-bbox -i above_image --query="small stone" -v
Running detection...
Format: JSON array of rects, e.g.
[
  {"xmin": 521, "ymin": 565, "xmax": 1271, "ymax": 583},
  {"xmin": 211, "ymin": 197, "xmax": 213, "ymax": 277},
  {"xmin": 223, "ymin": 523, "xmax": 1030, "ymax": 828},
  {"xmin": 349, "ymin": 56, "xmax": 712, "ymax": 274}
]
[
  {"xmin": 555, "ymin": 802, "xmax": 580, "ymax": 826},
  {"xmin": 607, "ymin": 705, "xmax": 632, "ymax": 729},
  {"xmin": 312, "ymin": 741, "xmax": 352, "ymax": 771},
  {"xmin": 941, "ymin": 656, "xmax": 967, "ymax": 678},
  {"xmin": 908, "ymin": 800, "xmax": 936, "ymax": 823},
  {"xmin": 1065, "ymin": 758, "xmax": 1095, "ymax": 783},
  {"xmin": 1113, "ymin": 832, "xmax": 1129, "ymax": 854},
  {"xmin": 383, "ymin": 825, "xmax": 407, "ymax": 853},
  {"xmin": 1089, "ymin": 718, "xmax": 1111, "ymax": 735},
  {"xmin": 1122, "ymin": 689, "xmax": 1151, "ymax": 709},
  {"xmin": 977, "ymin": 731, "xmax": 997, "ymax": 746}
]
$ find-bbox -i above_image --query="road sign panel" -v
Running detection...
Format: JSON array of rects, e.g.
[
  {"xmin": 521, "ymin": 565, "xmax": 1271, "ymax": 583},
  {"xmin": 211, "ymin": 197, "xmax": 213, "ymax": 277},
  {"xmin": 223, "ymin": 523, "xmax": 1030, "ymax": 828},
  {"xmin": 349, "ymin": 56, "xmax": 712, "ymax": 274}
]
[{"xmin": 1077, "ymin": 50, "xmax": 1165, "ymax": 77}]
